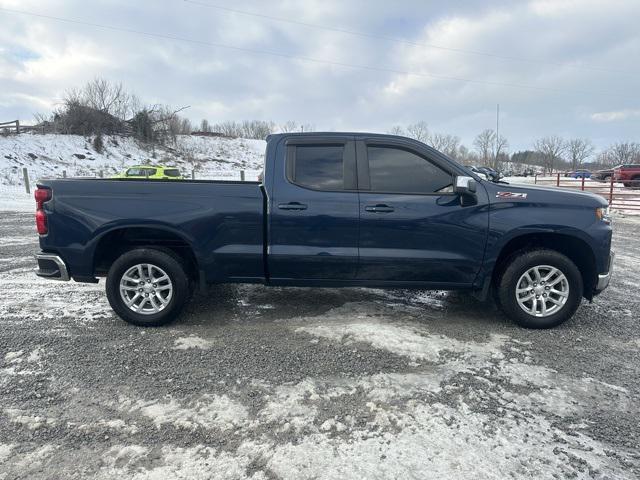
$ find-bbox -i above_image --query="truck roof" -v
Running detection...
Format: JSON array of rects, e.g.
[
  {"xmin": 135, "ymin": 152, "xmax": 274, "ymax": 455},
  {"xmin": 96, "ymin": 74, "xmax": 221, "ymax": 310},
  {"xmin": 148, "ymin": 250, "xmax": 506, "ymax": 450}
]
[{"xmin": 266, "ymin": 131, "xmax": 413, "ymax": 142}]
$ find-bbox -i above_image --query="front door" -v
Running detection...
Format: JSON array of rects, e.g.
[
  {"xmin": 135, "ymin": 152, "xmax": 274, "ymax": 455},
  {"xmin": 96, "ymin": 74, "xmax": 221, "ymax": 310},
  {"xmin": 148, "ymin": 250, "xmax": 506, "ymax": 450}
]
[
  {"xmin": 268, "ymin": 136, "xmax": 359, "ymax": 281},
  {"xmin": 356, "ymin": 140, "xmax": 489, "ymax": 286}
]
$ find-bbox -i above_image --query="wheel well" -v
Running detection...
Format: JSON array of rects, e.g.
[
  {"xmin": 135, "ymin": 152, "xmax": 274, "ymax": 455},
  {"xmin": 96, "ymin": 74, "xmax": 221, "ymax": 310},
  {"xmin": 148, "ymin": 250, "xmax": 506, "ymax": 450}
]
[
  {"xmin": 492, "ymin": 233, "xmax": 596, "ymax": 299},
  {"xmin": 93, "ymin": 227, "xmax": 199, "ymax": 281}
]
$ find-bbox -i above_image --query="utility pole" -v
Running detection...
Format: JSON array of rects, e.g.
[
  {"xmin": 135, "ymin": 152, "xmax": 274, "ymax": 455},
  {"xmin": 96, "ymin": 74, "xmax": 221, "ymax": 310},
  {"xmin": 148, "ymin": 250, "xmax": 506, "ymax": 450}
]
[{"xmin": 495, "ymin": 103, "xmax": 500, "ymax": 168}]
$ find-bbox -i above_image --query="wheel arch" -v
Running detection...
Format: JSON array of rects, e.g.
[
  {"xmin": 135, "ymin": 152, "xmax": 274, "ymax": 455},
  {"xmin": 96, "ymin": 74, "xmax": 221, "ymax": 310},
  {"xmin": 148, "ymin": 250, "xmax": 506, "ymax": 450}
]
[
  {"xmin": 491, "ymin": 231, "xmax": 597, "ymax": 300},
  {"xmin": 91, "ymin": 225, "xmax": 200, "ymax": 283}
]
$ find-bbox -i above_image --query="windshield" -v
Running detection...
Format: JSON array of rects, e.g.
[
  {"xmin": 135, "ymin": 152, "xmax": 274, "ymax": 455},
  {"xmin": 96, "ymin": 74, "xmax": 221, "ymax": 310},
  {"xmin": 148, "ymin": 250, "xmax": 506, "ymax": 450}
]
[{"xmin": 164, "ymin": 169, "xmax": 181, "ymax": 177}]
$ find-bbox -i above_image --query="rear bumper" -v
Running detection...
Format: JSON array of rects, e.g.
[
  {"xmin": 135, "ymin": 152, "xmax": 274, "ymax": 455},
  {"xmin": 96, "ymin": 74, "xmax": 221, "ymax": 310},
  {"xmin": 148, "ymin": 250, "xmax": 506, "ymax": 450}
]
[
  {"xmin": 595, "ymin": 250, "xmax": 614, "ymax": 293},
  {"xmin": 35, "ymin": 253, "xmax": 70, "ymax": 281}
]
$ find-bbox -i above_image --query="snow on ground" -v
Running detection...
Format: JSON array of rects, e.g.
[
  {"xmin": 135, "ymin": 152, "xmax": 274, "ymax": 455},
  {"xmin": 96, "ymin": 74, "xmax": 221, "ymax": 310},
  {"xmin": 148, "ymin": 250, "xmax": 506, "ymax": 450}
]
[
  {"xmin": 173, "ymin": 335, "xmax": 215, "ymax": 350},
  {"xmin": 0, "ymin": 133, "xmax": 265, "ymax": 186},
  {"xmin": 117, "ymin": 394, "xmax": 249, "ymax": 431},
  {"xmin": 0, "ymin": 260, "xmax": 110, "ymax": 326},
  {"xmin": 0, "ymin": 184, "xmax": 34, "ymax": 212},
  {"xmin": 0, "ymin": 132, "xmax": 265, "ymax": 212}
]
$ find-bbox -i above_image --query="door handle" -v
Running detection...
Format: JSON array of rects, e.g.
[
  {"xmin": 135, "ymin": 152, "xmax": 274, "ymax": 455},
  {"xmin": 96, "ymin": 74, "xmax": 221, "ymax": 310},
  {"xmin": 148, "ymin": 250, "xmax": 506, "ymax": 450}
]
[
  {"xmin": 365, "ymin": 204, "xmax": 394, "ymax": 213},
  {"xmin": 278, "ymin": 202, "xmax": 308, "ymax": 211}
]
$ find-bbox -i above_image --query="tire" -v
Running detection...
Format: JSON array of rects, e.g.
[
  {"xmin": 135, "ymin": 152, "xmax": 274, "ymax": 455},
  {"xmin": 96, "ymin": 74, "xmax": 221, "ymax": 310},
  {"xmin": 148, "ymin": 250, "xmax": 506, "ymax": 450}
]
[
  {"xmin": 106, "ymin": 248, "xmax": 190, "ymax": 326},
  {"xmin": 496, "ymin": 249, "xmax": 583, "ymax": 329}
]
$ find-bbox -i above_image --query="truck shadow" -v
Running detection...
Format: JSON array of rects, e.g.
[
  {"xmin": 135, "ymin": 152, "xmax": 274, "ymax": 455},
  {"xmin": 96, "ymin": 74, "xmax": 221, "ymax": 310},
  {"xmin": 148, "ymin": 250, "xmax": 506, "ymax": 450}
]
[{"xmin": 182, "ymin": 284, "xmax": 506, "ymax": 329}]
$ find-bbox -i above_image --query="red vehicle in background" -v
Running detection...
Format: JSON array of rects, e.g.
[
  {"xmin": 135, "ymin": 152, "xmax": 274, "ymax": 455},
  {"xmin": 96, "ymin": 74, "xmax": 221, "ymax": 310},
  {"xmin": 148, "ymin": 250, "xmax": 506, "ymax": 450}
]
[{"xmin": 613, "ymin": 164, "xmax": 640, "ymax": 188}]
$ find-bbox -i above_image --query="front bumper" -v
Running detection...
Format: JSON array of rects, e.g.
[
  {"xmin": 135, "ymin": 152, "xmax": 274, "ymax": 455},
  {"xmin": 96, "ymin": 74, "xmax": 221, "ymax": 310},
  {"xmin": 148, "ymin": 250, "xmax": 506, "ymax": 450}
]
[
  {"xmin": 35, "ymin": 253, "xmax": 70, "ymax": 281},
  {"xmin": 595, "ymin": 250, "xmax": 614, "ymax": 292}
]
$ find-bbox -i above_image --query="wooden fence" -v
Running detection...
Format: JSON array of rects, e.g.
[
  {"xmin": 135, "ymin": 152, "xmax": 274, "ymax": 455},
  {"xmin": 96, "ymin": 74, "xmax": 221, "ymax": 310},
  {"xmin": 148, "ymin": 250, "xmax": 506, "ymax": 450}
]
[
  {"xmin": 0, "ymin": 120, "xmax": 21, "ymax": 134},
  {"xmin": 0, "ymin": 120, "xmax": 54, "ymax": 135}
]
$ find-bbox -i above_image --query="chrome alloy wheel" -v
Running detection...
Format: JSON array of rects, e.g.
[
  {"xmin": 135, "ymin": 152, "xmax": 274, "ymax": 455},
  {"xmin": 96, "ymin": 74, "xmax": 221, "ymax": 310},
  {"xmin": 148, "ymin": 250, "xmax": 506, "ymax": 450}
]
[
  {"xmin": 515, "ymin": 265, "xmax": 569, "ymax": 317},
  {"xmin": 119, "ymin": 263, "xmax": 173, "ymax": 315}
]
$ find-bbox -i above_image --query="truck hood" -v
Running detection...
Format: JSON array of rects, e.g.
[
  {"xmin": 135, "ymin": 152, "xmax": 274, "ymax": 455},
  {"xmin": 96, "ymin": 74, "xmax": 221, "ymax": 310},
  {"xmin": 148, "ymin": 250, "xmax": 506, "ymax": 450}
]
[{"xmin": 484, "ymin": 181, "xmax": 608, "ymax": 207}]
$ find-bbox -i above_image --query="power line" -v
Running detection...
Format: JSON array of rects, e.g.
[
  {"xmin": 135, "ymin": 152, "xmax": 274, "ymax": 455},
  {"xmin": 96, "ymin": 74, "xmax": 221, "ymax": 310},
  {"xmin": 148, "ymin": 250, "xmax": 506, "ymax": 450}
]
[
  {"xmin": 183, "ymin": 0, "xmax": 633, "ymax": 76},
  {"xmin": 0, "ymin": 7, "xmax": 632, "ymax": 99}
]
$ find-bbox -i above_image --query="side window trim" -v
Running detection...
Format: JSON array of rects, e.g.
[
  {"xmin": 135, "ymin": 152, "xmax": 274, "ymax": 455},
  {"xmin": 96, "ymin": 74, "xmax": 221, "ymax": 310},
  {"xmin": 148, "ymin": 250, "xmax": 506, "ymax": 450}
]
[
  {"xmin": 356, "ymin": 140, "xmax": 370, "ymax": 191},
  {"xmin": 360, "ymin": 141, "xmax": 456, "ymax": 195},
  {"xmin": 285, "ymin": 141, "xmax": 357, "ymax": 192}
]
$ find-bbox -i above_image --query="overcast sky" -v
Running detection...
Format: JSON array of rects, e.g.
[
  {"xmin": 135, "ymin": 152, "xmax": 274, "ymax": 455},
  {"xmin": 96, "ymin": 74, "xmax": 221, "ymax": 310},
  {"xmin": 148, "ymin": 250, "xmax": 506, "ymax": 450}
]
[{"xmin": 0, "ymin": 0, "xmax": 638, "ymax": 150}]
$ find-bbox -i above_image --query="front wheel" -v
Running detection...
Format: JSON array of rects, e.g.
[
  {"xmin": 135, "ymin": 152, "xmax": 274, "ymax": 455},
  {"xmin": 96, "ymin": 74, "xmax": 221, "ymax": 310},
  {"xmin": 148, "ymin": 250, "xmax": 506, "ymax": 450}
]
[
  {"xmin": 106, "ymin": 248, "xmax": 190, "ymax": 326},
  {"xmin": 496, "ymin": 249, "xmax": 583, "ymax": 328}
]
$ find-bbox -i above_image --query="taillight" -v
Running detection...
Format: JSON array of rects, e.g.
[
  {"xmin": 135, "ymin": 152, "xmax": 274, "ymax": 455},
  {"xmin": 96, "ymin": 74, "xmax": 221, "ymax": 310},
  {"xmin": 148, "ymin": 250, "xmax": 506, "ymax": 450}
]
[
  {"xmin": 34, "ymin": 187, "xmax": 51, "ymax": 207},
  {"xmin": 34, "ymin": 187, "xmax": 51, "ymax": 235},
  {"xmin": 35, "ymin": 209, "xmax": 48, "ymax": 234}
]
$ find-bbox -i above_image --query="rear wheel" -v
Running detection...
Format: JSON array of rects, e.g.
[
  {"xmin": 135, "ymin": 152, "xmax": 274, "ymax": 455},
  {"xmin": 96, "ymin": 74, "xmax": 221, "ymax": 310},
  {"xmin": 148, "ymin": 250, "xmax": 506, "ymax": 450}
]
[
  {"xmin": 496, "ymin": 249, "xmax": 583, "ymax": 328},
  {"xmin": 106, "ymin": 248, "xmax": 190, "ymax": 326}
]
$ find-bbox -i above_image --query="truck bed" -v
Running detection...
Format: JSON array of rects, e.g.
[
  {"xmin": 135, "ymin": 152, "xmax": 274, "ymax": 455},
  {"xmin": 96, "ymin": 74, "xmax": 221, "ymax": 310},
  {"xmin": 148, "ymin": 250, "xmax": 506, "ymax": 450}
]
[{"xmin": 36, "ymin": 178, "xmax": 266, "ymax": 283}]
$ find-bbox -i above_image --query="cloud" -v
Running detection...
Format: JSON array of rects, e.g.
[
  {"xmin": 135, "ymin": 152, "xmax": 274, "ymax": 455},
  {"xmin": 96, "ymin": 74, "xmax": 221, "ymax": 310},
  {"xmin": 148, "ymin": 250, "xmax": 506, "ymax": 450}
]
[
  {"xmin": 590, "ymin": 109, "xmax": 640, "ymax": 122},
  {"xmin": 0, "ymin": 0, "xmax": 638, "ymax": 150}
]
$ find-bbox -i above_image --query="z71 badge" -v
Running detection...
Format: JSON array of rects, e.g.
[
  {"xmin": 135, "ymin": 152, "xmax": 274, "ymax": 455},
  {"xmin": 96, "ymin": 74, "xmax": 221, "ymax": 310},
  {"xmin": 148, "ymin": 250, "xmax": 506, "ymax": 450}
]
[{"xmin": 496, "ymin": 191, "xmax": 528, "ymax": 199}]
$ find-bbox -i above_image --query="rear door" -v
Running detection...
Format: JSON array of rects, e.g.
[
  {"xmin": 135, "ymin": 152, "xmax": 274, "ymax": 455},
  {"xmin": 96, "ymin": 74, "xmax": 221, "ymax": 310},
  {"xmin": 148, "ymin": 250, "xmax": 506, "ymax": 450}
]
[
  {"xmin": 268, "ymin": 136, "xmax": 359, "ymax": 281},
  {"xmin": 356, "ymin": 138, "xmax": 489, "ymax": 286}
]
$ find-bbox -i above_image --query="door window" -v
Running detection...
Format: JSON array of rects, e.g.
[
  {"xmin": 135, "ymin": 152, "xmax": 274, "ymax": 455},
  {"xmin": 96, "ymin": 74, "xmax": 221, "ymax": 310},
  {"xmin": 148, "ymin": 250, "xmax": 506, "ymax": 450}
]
[
  {"xmin": 367, "ymin": 146, "xmax": 453, "ymax": 194},
  {"xmin": 290, "ymin": 145, "xmax": 344, "ymax": 190}
]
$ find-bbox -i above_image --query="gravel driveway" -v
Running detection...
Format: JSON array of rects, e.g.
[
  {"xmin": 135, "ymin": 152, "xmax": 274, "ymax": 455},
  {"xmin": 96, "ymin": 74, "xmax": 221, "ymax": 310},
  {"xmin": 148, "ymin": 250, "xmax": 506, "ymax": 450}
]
[{"xmin": 0, "ymin": 211, "xmax": 638, "ymax": 479}]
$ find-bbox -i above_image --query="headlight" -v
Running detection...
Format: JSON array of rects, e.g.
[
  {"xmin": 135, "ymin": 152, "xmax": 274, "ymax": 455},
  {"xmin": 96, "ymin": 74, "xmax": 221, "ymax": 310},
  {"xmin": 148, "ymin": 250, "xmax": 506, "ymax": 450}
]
[{"xmin": 596, "ymin": 207, "xmax": 611, "ymax": 224}]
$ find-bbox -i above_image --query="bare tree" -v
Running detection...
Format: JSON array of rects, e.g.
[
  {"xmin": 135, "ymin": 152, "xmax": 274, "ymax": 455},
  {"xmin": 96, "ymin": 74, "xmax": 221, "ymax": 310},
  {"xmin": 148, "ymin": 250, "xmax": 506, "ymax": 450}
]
[
  {"xmin": 241, "ymin": 120, "xmax": 276, "ymax": 139},
  {"xmin": 473, "ymin": 129, "xmax": 508, "ymax": 169},
  {"xmin": 405, "ymin": 121, "xmax": 429, "ymax": 142},
  {"xmin": 68, "ymin": 77, "xmax": 138, "ymax": 120},
  {"xmin": 199, "ymin": 119, "xmax": 212, "ymax": 133},
  {"xmin": 213, "ymin": 120, "xmax": 240, "ymax": 137},
  {"xmin": 567, "ymin": 138, "xmax": 595, "ymax": 170},
  {"xmin": 534, "ymin": 136, "xmax": 566, "ymax": 174},
  {"xmin": 455, "ymin": 144, "xmax": 477, "ymax": 165},
  {"xmin": 474, "ymin": 129, "xmax": 495, "ymax": 166},
  {"xmin": 428, "ymin": 133, "xmax": 460, "ymax": 158},
  {"xmin": 280, "ymin": 121, "xmax": 299, "ymax": 133},
  {"xmin": 388, "ymin": 125, "xmax": 405, "ymax": 136},
  {"xmin": 493, "ymin": 134, "xmax": 509, "ymax": 170},
  {"xmin": 179, "ymin": 117, "xmax": 192, "ymax": 135},
  {"xmin": 596, "ymin": 150, "xmax": 616, "ymax": 167},
  {"xmin": 606, "ymin": 142, "xmax": 640, "ymax": 165}
]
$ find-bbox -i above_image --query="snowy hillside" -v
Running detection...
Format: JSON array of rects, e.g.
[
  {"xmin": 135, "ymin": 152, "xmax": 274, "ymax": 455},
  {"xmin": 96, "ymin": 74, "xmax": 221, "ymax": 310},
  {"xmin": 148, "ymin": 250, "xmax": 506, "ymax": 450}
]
[{"xmin": 0, "ymin": 133, "xmax": 266, "ymax": 186}]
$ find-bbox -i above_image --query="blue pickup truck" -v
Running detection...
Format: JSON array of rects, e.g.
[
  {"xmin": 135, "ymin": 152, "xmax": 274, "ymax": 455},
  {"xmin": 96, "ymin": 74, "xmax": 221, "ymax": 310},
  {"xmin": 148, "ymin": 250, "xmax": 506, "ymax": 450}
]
[{"xmin": 34, "ymin": 132, "xmax": 614, "ymax": 329}]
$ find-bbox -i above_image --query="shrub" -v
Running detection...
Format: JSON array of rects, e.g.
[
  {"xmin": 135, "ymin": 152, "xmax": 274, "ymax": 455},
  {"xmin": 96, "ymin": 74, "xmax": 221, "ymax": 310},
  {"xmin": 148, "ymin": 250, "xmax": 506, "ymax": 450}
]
[{"xmin": 93, "ymin": 132, "xmax": 104, "ymax": 153}]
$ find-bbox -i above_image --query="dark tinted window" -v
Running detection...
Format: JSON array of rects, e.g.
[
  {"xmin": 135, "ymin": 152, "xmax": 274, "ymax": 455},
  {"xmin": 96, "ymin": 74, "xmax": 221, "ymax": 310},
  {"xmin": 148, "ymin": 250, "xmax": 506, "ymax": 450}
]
[
  {"xmin": 293, "ymin": 145, "xmax": 344, "ymax": 190},
  {"xmin": 164, "ymin": 169, "xmax": 181, "ymax": 177},
  {"xmin": 367, "ymin": 146, "xmax": 453, "ymax": 193}
]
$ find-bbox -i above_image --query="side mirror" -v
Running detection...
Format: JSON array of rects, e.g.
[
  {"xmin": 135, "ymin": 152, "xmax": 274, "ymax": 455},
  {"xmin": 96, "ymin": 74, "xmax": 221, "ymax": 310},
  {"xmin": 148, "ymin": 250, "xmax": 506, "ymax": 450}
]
[{"xmin": 454, "ymin": 175, "xmax": 476, "ymax": 194}]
